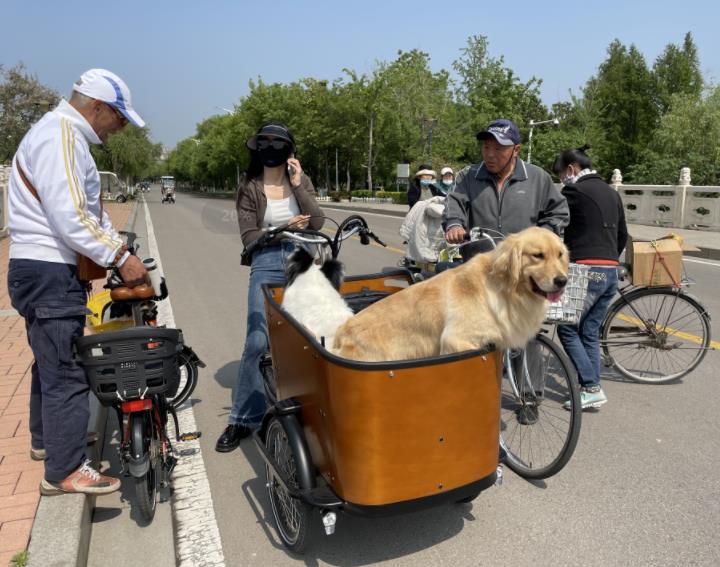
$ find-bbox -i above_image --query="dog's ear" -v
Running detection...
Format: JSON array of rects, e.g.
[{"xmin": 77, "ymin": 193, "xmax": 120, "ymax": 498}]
[
  {"xmin": 491, "ymin": 234, "xmax": 523, "ymax": 288},
  {"xmin": 320, "ymin": 259, "xmax": 345, "ymax": 291},
  {"xmin": 285, "ymin": 248, "xmax": 315, "ymax": 286}
]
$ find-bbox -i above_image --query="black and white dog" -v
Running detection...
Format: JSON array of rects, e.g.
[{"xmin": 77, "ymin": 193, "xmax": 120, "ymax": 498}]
[{"xmin": 281, "ymin": 248, "xmax": 353, "ymax": 347}]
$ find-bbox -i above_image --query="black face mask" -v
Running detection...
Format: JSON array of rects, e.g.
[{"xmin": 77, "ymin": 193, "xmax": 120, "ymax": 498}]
[{"xmin": 258, "ymin": 146, "xmax": 291, "ymax": 168}]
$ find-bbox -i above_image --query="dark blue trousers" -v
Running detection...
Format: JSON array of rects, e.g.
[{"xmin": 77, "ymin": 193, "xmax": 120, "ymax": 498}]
[{"xmin": 8, "ymin": 259, "xmax": 90, "ymax": 482}]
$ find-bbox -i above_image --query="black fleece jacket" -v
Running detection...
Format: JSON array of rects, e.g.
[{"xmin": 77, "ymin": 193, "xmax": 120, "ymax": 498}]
[{"xmin": 562, "ymin": 173, "xmax": 628, "ymax": 262}]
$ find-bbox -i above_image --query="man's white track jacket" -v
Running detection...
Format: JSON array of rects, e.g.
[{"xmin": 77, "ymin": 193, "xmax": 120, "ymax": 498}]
[{"xmin": 8, "ymin": 99, "xmax": 123, "ymax": 266}]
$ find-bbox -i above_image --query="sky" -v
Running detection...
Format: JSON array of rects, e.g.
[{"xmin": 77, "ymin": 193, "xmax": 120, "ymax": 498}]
[{"xmin": 3, "ymin": 0, "xmax": 718, "ymax": 149}]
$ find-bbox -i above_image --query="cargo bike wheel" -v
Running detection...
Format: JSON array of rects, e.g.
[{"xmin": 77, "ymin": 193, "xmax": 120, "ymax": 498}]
[{"xmin": 265, "ymin": 417, "xmax": 312, "ymax": 553}]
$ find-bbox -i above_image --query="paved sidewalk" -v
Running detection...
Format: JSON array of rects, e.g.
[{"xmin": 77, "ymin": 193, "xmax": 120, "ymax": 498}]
[{"xmin": 0, "ymin": 202, "xmax": 134, "ymax": 567}]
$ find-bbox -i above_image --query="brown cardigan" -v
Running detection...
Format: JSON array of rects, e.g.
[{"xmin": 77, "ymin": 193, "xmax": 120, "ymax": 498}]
[{"xmin": 235, "ymin": 172, "xmax": 324, "ymax": 249}]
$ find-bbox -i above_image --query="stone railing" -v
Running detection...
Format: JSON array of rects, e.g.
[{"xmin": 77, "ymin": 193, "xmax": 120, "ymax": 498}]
[
  {"xmin": 611, "ymin": 168, "xmax": 720, "ymax": 231},
  {"xmin": 0, "ymin": 165, "xmax": 9, "ymax": 237}
]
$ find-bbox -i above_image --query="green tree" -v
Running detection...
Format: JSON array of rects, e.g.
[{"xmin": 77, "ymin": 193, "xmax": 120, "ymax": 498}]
[
  {"xmin": 453, "ymin": 35, "xmax": 547, "ymax": 162},
  {"xmin": 583, "ymin": 40, "xmax": 658, "ymax": 179},
  {"xmin": 0, "ymin": 63, "xmax": 60, "ymax": 163},
  {"xmin": 630, "ymin": 87, "xmax": 720, "ymax": 185},
  {"xmin": 653, "ymin": 32, "xmax": 703, "ymax": 114},
  {"xmin": 92, "ymin": 125, "xmax": 162, "ymax": 184}
]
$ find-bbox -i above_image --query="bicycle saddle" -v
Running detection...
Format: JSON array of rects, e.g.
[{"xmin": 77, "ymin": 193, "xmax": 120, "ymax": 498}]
[{"xmin": 110, "ymin": 284, "xmax": 156, "ymax": 302}]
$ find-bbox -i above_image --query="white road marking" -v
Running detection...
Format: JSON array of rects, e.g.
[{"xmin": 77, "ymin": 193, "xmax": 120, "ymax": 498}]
[
  {"xmin": 684, "ymin": 257, "xmax": 720, "ymax": 267},
  {"xmin": 143, "ymin": 199, "xmax": 226, "ymax": 567}
]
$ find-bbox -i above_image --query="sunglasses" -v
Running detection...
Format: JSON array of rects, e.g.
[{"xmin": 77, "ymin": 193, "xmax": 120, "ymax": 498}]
[
  {"xmin": 256, "ymin": 138, "xmax": 289, "ymax": 151},
  {"xmin": 105, "ymin": 103, "xmax": 128, "ymax": 125}
]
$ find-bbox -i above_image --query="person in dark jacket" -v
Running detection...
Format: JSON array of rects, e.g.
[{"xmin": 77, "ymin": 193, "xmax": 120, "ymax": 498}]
[
  {"xmin": 553, "ymin": 145, "xmax": 628, "ymax": 410},
  {"xmin": 408, "ymin": 165, "xmax": 439, "ymax": 209}
]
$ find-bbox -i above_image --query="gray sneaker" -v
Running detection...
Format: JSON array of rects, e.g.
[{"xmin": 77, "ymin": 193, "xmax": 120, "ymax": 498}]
[{"xmin": 564, "ymin": 388, "xmax": 608, "ymax": 410}]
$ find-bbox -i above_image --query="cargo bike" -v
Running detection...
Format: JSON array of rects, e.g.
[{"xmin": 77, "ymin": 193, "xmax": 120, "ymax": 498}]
[{"xmin": 247, "ymin": 216, "xmax": 530, "ymax": 552}]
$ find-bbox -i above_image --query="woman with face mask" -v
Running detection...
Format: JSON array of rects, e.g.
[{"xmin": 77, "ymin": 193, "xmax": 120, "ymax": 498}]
[
  {"xmin": 552, "ymin": 144, "xmax": 628, "ymax": 411},
  {"xmin": 439, "ymin": 167, "xmax": 455, "ymax": 195},
  {"xmin": 408, "ymin": 165, "xmax": 439, "ymax": 209},
  {"xmin": 216, "ymin": 122, "xmax": 324, "ymax": 452}
]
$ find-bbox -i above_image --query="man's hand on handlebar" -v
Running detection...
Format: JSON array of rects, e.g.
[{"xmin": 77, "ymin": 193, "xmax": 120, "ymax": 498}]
[
  {"xmin": 445, "ymin": 226, "xmax": 466, "ymax": 244},
  {"xmin": 117, "ymin": 255, "xmax": 150, "ymax": 288}
]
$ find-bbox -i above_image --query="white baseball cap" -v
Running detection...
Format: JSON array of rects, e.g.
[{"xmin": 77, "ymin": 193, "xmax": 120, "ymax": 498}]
[
  {"xmin": 441, "ymin": 167, "xmax": 454, "ymax": 176},
  {"xmin": 73, "ymin": 68, "xmax": 145, "ymax": 127}
]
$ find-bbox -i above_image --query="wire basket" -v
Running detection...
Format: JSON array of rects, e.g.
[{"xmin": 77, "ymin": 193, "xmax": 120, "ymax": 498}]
[
  {"xmin": 544, "ymin": 263, "xmax": 590, "ymax": 325},
  {"xmin": 76, "ymin": 327, "xmax": 183, "ymax": 405}
]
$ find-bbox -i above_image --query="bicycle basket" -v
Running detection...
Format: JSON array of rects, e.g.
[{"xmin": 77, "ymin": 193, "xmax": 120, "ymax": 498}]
[
  {"xmin": 75, "ymin": 327, "xmax": 183, "ymax": 405},
  {"xmin": 544, "ymin": 263, "xmax": 590, "ymax": 325}
]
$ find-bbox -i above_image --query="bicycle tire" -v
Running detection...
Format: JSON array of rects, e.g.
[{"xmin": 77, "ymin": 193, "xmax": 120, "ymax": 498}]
[
  {"xmin": 500, "ymin": 333, "xmax": 582, "ymax": 479},
  {"xmin": 265, "ymin": 417, "xmax": 312, "ymax": 553},
  {"xmin": 130, "ymin": 412, "xmax": 158, "ymax": 522},
  {"xmin": 601, "ymin": 288, "xmax": 711, "ymax": 383},
  {"xmin": 167, "ymin": 350, "xmax": 199, "ymax": 409}
]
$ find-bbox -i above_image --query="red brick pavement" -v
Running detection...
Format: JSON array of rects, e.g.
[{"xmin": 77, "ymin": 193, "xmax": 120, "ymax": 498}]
[{"xmin": 0, "ymin": 202, "xmax": 134, "ymax": 566}]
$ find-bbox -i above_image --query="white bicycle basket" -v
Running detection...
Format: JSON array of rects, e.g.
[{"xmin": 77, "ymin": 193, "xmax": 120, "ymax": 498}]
[{"xmin": 544, "ymin": 263, "xmax": 590, "ymax": 325}]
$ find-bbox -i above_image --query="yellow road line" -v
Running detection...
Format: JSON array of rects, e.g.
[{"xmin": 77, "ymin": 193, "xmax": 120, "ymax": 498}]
[{"xmin": 617, "ymin": 313, "xmax": 719, "ymax": 349}]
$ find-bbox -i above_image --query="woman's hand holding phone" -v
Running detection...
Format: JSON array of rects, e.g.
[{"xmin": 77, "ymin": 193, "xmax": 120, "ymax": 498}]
[{"xmin": 287, "ymin": 156, "xmax": 302, "ymax": 188}]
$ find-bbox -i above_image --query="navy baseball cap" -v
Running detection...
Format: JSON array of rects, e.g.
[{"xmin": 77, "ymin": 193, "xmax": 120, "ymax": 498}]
[{"xmin": 476, "ymin": 119, "xmax": 521, "ymax": 146}]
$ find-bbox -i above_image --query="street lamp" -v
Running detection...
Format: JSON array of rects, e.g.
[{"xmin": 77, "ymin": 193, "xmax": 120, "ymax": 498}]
[
  {"xmin": 527, "ymin": 118, "xmax": 560, "ymax": 164},
  {"xmin": 215, "ymin": 106, "xmax": 241, "ymax": 188}
]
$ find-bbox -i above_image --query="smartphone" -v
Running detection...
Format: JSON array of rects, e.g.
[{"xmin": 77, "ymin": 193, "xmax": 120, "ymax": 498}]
[{"xmin": 287, "ymin": 153, "xmax": 296, "ymax": 176}]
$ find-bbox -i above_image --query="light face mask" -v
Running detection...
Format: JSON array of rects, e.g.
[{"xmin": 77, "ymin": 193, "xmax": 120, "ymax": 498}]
[
  {"xmin": 442, "ymin": 178, "xmax": 454, "ymax": 186},
  {"xmin": 419, "ymin": 179, "xmax": 434, "ymax": 186},
  {"xmin": 562, "ymin": 169, "xmax": 577, "ymax": 185}
]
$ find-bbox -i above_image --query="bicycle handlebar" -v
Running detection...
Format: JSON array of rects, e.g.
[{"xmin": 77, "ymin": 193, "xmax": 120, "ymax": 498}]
[{"xmin": 242, "ymin": 215, "xmax": 386, "ymax": 263}]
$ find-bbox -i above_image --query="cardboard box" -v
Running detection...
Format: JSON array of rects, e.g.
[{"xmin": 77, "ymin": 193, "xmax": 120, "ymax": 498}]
[{"xmin": 626, "ymin": 235, "xmax": 692, "ymax": 286}]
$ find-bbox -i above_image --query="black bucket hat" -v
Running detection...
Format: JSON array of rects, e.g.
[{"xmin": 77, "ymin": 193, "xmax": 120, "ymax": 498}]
[{"xmin": 246, "ymin": 122, "xmax": 296, "ymax": 151}]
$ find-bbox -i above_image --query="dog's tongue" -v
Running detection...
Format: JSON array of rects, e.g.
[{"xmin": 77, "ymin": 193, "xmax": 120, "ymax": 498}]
[{"xmin": 547, "ymin": 291, "xmax": 564, "ymax": 303}]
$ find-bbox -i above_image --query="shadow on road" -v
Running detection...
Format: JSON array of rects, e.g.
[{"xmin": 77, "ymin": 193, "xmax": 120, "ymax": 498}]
[{"xmin": 238, "ymin": 436, "xmax": 474, "ymax": 566}]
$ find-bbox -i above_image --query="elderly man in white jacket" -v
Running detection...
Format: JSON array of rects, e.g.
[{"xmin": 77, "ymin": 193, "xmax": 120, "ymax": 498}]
[{"xmin": 7, "ymin": 69, "xmax": 148, "ymax": 495}]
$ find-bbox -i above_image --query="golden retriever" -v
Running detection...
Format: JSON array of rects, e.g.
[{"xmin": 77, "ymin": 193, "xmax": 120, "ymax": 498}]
[{"xmin": 333, "ymin": 226, "xmax": 569, "ymax": 362}]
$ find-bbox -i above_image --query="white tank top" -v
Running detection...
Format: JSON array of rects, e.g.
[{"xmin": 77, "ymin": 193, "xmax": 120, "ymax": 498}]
[{"xmin": 263, "ymin": 195, "xmax": 301, "ymax": 228}]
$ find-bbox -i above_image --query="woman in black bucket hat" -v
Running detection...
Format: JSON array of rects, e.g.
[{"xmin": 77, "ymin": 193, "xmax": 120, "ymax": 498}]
[{"xmin": 216, "ymin": 121, "xmax": 324, "ymax": 452}]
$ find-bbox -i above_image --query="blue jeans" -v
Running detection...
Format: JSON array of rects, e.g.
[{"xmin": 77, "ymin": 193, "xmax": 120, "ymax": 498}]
[
  {"xmin": 558, "ymin": 266, "xmax": 618, "ymax": 389},
  {"xmin": 7, "ymin": 259, "xmax": 90, "ymax": 482},
  {"xmin": 229, "ymin": 241, "xmax": 296, "ymax": 427}
]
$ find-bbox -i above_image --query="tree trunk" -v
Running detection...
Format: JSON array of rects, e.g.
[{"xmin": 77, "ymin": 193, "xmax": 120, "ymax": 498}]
[
  {"xmin": 367, "ymin": 113, "xmax": 374, "ymax": 194},
  {"xmin": 335, "ymin": 148, "xmax": 339, "ymax": 192},
  {"xmin": 346, "ymin": 162, "xmax": 351, "ymax": 193}
]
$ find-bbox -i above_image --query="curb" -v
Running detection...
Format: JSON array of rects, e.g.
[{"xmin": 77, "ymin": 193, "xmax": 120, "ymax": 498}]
[{"xmin": 26, "ymin": 201, "xmax": 138, "ymax": 567}]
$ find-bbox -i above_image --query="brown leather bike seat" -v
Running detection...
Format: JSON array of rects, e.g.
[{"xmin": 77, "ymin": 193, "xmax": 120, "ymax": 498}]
[{"xmin": 110, "ymin": 284, "xmax": 156, "ymax": 302}]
